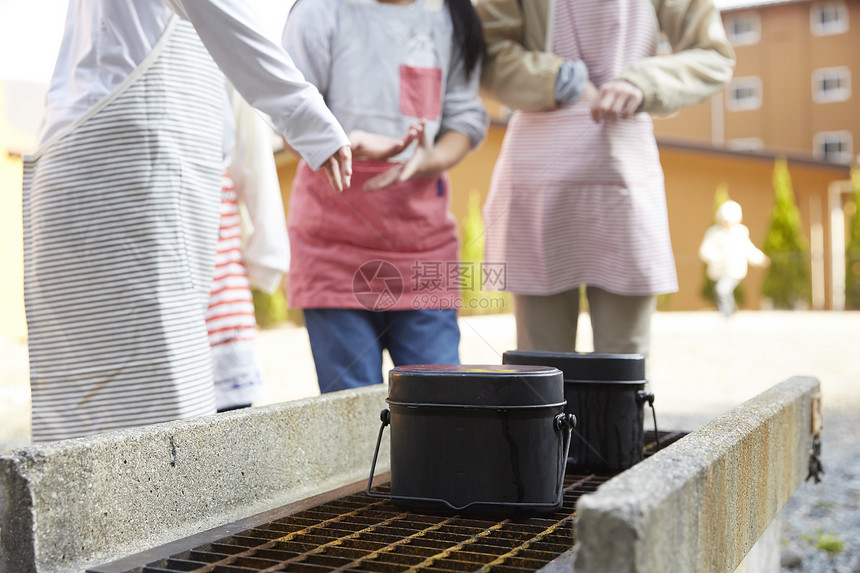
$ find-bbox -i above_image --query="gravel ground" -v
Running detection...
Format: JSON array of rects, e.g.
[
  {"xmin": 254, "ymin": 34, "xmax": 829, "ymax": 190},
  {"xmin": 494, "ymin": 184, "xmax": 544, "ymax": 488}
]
[
  {"xmin": 1, "ymin": 310, "xmax": 858, "ymax": 571},
  {"xmin": 778, "ymin": 412, "xmax": 860, "ymax": 573}
]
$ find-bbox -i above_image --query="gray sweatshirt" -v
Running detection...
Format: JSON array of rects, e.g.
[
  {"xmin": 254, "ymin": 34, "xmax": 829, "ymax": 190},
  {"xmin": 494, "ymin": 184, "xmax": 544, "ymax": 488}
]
[{"xmin": 283, "ymin": 0, "xmax": 488, "ymax": 159}]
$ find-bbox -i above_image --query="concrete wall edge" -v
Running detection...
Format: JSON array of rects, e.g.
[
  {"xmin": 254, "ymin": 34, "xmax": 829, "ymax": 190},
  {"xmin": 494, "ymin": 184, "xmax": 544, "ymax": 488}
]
[
  {"xmin": 0, "ymin": 386, "xmax": 391, "ymax": 573},
  {"xmin": 573, "ymin": 376, "xmax": 820, "ymax": 573}
]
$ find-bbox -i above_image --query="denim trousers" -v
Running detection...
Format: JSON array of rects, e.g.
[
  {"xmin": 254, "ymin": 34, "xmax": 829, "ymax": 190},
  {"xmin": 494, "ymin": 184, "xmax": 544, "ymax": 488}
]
[
  {"xmin": 715, "ymin": 277, "xmax": 740, "ymax": 319},
  {"xmin": 303, "ymin": 308, "xmax": 461, "ymax": 393}
]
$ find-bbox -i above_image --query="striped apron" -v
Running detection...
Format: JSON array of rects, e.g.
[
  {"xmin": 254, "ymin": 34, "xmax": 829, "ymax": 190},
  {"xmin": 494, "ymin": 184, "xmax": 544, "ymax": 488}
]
[
  {"xmin": 23, "ymin": 18, "xmax": 224, "ymax": 442},
  {"xmin": 484, "ymin": 0, "xmax": 678, "ymax": 297},
  {"xmin": 207, "ymin": 171, "xmax": 262, "ymax": 411}
]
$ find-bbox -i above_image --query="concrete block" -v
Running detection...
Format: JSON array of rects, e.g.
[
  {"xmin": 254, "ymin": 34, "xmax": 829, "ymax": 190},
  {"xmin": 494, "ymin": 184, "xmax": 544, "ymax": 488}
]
[
  {"xmin": 573, "ymin": 376, "xmax": 820, "ymax": 573},
  {"xmin": 733, "ymin": 514, "xmax": 780, "ymax": 573},
  {"xmin": 0, "ymin": 386, "xmax": 390, "ymax": 573}
]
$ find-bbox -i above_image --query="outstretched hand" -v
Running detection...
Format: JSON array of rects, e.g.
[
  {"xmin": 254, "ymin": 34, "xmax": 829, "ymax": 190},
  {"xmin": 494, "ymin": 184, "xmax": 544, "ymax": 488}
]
[
  {"xmin": 591, "ymin": 80, "xmax": 643, "ymax": 123},
  {"xmin": 320, "ymin": 145, "xmax": 353, "ymax": 192},
  {"xmin": 363, "ymin": 124, "xmax": 434, "ymax": 191},
  {"xmin": 350, "ymin": 121, "xmax": 425, "ymax": 161}
]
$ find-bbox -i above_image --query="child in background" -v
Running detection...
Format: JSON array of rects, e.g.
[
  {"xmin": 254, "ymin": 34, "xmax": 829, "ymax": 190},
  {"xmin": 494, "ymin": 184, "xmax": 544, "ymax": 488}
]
[
  {"xmin": 207, "ymin": 85, "xmax": 290, "ymax": 411},
  {"xmin": 699, "ymin": 200, "xmax": 770, "ymax": 320},
  {"xmin": 282, "ymin": 0, "xmax": 488, "ymax": 393}
]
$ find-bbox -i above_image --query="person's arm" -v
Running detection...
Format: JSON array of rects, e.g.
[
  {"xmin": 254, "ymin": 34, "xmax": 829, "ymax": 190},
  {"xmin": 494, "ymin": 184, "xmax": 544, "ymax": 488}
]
[
  {"xmin": 163, "ymin": 0, "xmax": 350, "ymax": 182},
  {"xmin": 616, "ymin": 0, "xmax": 736, "ymax": 115},
  {"xmin": 439, "ymin": 35, "xmax": 489, "ymax": 152},
  {"xmin": 742, "ymin": 227, "xmax": 770, "ymax": 267},
  {"xmin": 226, "ymin": 85, "xmax": 289, "ymax": 294},
  {"xmin": 281, "ymin": 0, "xmax": 334, "ymax": 98},
  {"xmin": 475, "ymin": 0, "xmax": 588, "ymax": 111}
]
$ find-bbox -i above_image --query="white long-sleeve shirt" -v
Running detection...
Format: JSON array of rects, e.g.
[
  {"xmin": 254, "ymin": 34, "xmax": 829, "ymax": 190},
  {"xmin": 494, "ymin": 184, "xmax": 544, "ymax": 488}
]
[
  {"xmin": 225, "ymin": 83, "xmax": 290, "ymax": 295},
  {"xmin": 39, "ymin": 0, "xmax": 347, "ymax": 170}
]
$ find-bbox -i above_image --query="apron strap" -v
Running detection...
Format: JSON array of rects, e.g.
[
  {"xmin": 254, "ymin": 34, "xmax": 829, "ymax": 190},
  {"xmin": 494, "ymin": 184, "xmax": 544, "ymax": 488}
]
[{"xmin": 27, "ymin": 15, "xmax": 182, "ymax": 161}]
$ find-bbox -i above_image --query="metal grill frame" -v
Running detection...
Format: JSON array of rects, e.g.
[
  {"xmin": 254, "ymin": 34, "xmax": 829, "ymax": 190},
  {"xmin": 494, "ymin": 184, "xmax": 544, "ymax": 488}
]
[{"xmin": 89, "ymin": 431, "xmax": 685, "ymax": 573}]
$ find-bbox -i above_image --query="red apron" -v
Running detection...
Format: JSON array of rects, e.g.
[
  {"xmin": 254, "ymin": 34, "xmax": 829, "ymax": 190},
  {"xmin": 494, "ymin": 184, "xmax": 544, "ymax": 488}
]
[{"xmin": 288, "ymin": 160, "xmax": 460, "ymax": 311}]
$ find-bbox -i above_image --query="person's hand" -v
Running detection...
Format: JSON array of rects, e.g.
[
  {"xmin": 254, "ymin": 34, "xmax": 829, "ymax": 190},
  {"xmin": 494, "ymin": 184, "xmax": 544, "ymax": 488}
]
[
  {"xmin": 580, "ymin": 81, "xmax": 599, "ymax": 104},
  {"xmin": 364, "ymin": 125, "xmax": 434, "ymax": 191},
  {"xmin": 591, "ymin": 80, "xmax": 643, "ymax": 123},
  {"xmin": 350, "ymin": 121, "xmax": 425, "ymax": 161},
  {"xmin": 320, "ymin": 145, "xmax": 352, "ymax": 192}
]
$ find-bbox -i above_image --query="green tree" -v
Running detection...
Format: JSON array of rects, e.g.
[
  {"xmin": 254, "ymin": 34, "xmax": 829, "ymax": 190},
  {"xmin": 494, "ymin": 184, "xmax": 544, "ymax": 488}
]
[
  {"xmin": 761, "ymin": 159, "xmax": 811, "ymax": 308},
  {"xmin": 845, "ymin": 165, "xmax": 860, "ymax": 309},
  {"xmin": 700, "ymin": 183, "xmax": 743, "ymax": 306},
  {"xmin": 252, "ymin": 287, "xmax": 288, "ymax": 328}
]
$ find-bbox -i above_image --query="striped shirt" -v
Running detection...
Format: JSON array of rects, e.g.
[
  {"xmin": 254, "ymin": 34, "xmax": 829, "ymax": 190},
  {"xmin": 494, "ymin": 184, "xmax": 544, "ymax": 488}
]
[{"xmin": 206, "ymin": 173, "xmax": 263, "ymax": 410}]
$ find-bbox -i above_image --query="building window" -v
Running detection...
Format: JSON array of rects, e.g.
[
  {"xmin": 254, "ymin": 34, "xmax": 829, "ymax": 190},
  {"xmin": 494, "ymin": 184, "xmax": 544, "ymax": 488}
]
[
  {"xmin": 727, "ymin": 138, "xmax": 764, "ymax": 152},
  {"xmin": 725, "ymin": 13, "xmax": 761, "ymax": 46},
  {"xmin": 811, "ymin": 2, "xmax": 849, "ymax": 36},
  {"xmin": 814, "ymin": 131, "xmax": 853, "ymax": 163},
  {"xmin": 726, "ymin": 77, "xmax": 762, "ymax": 111},
  {"xmin": 813, "ymin": 67, "xmax": 851, "ymax": 103}
]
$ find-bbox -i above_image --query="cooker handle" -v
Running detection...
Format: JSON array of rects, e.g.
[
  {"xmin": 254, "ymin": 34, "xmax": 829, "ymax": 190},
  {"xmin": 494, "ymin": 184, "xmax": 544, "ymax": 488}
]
[
  {"xmin": 365, "ymin": 409, "xmax": 391, "ymax": 499},
  {"xmin": 636, "ymin": 390, "xmax": 661, "ymax": 451},
  {"xmin": 553, "ymin": 413, "xmax": 576, "ymax": 508}
]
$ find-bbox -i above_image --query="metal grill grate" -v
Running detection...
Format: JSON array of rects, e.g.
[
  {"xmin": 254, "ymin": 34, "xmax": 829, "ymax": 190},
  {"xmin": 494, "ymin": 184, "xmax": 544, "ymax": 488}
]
[{"xmin": 93, "ymin": 431, "xmax": 685, "ymax": 573}]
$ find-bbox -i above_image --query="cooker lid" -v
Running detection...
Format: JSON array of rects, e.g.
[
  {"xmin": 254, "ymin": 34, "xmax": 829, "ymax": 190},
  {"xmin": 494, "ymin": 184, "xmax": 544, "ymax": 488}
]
[
  {"xmin": 502, "ymin": 351, "xmax": 645, "ymax": 382},
  {"xmin": 388, "ymin": 364, "xmax": 564, "ymax": 407}
]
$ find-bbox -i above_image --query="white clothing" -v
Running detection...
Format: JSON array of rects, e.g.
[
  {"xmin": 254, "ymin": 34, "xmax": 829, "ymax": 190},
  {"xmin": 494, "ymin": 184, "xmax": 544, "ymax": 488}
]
[
  {"xmin": 207, "ymin": 87, "xmax": 287, "ymax": 411},
  {"xmin": 225, "ymin": 84, "xmax": 290, "ymax": 294},
  {"xmin": 699, "ymin": 223, "xmax": 767, "ymax": 282},
  {"xmin": 714, "ymin": 276, "xmax": 740, "ymax": 318},
  {"xmin": 40, "ymin": 0, "xmax": 348, "ymax": 170}
]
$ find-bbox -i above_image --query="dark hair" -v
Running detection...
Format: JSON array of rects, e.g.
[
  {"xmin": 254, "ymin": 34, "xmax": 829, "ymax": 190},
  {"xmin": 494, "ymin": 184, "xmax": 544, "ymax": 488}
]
[{"xmin": 446, "ymin": 0, "xmax": 485, "ymax": 79}]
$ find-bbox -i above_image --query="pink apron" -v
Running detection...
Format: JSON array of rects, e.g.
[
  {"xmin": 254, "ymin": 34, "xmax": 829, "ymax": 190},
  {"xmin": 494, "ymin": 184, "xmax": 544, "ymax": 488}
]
[
  {"xmin": 483, "ymin": 0, "xmax": 678, "ymax": 297},
  {"xmin": 288, "ymin": 160, "xmax": 459, "ymax": 311}
]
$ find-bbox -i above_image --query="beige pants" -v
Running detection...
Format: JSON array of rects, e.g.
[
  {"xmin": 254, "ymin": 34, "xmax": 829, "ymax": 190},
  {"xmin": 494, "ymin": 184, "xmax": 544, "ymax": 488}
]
[{"xmin": 513, "ymin": 287, "xmax": 656, "ymax": 357}]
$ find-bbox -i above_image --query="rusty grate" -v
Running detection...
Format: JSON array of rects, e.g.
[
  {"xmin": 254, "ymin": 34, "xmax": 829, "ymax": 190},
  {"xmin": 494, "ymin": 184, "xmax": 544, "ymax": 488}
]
[{"xmin": 91, "ymin": 431, "xmax": 685, "ymax": 573}]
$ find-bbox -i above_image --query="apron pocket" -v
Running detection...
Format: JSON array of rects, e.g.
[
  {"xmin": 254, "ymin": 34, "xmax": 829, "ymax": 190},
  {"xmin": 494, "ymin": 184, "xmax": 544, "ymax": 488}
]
[{"xmin": 400, "ymin": 65, "xmax": 442, "ymax": 120}]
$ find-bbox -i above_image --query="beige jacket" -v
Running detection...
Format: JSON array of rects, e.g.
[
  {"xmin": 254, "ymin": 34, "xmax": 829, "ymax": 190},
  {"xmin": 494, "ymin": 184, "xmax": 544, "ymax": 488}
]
[{"xmin": 476, "ymin": 0, "xmax": 736, "ymax": 113}]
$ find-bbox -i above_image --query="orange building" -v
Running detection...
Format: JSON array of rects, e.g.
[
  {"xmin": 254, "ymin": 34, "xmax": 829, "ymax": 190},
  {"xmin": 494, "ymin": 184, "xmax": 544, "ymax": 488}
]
[
  {"xmin": 657, "ymin": 140, "xmax": 850, "ymax": 311},
  {"xmin": 656, "ymin": 0, "xmax": 860, "ymax": 162},
  {"xmin": 650, "ymin": 0, "xmax": 859, "ymax": 310}
]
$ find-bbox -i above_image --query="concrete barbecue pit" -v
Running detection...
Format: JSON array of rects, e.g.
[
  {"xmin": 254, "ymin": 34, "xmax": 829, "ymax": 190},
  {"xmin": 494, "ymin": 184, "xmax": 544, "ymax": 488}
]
[{"xmin": 0, "ymin": 377, "xmax": 820, "ymax": 573}]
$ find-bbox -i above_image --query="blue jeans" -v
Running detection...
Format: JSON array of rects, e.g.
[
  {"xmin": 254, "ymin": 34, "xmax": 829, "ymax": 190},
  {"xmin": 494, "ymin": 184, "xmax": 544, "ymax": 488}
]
[
  {"xmin": 303, "ymin": 308, "xmax": 460, "ymax": 393},
  {"xmin": 715, "ymin": 277, "xmax": 740, "ymax": 319}
]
